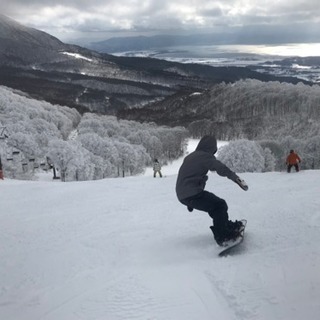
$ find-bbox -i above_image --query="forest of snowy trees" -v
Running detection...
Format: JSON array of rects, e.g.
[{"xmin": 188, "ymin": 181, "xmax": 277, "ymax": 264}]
[
  {"xmin": 186, "ymin": 79, "xmax": 320, "ymax": 172},
  {"xmin": 0, "ymin": 86, "xmax": 187, "ymax": 181},
  {"xmin": 217, "ymin": 137, "xmax": 320, "ymax": 173},
  {"xmin": 187, "ymin": 79, "xmax": 320, "ymax": 140},
  {"xmin": 1, "ymin": 77, "xmax": 320, "ymax": 181}
]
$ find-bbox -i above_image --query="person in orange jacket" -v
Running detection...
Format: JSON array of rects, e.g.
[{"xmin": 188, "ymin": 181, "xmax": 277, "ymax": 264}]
[{"xmin": 286, "ymin": 150, "xmax": 301, "ymax": 173}]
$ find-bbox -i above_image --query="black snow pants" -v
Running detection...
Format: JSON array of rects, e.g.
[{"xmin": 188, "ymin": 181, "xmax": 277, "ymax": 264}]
[{"xmin": 180, "ymin": 190, "xmax": 229, "ymax": 228}]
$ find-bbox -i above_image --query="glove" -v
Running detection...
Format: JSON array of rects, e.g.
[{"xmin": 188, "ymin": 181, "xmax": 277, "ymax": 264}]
[{"xmin": 235, "ymin": 177, "xmax": 249, "ymax": 191}]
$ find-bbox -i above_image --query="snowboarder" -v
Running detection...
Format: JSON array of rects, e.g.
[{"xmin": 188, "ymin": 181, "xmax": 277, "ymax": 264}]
[
  {"xmin": 286, "ymin": 150, "xmax": 301, "ymax": 173},
  {"xmin": 153, "ymin": 159, "xmax": 162, "ymax": 178},
  {"xmin": 175, "ymin": 136, "xmax": 248, "ymax": 246}
]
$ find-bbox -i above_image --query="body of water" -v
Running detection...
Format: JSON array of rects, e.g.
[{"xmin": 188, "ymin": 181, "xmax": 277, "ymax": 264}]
[{"xmin": 115, "ymin": 42, "xmax": 320, "ymax": 83}]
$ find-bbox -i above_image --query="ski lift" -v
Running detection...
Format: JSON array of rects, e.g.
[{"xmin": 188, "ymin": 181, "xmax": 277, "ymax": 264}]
[
  {"xmin": 22, "ymin": 161, "xmax": 28, "ymax": 172},
  {"xmin": 0, "ymin": 127, "xmax": 9, "ymax": 139},
  {"xmin": 12, "ymin": 151, "xmax": 20, "ymax": 155},
  {"xmin": 29, "ymin": 158, "xmax": 35, "ymax": 162},
  {"xmin": 6, "ymin": 157, "xmax": 13, "ymax": 161}
]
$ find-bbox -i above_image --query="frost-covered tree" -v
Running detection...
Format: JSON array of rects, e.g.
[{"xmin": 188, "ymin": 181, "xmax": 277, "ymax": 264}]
[
  {"xmin": 263, "ymin": 147, "xmax": 276, "ymax": 172},
  {"xmin": 77, "ymin": 116, "xmax": 107, "ymax": 137},
  {"xmin": 217, "ymin": 139, "xmax": 265, "ymax": 173},
  {"xmin": 0, "ymin": 86, "xmax": 188, "ymax": 181},
  {"xmin": 302, "ymin": 136, "xmax": 320, "ymax": 169},
  {"xmin": 113, "ymin": 141, "xmax": 149, "ymax": 177},
  {"xmin": 67, "ymin": 147, "xmax": 96, "ymax": 181},
  {"xmin": 77, "ymin": 113, "xmax": 187, "ymax": 174},
  {"xmin": 148, "ymin": 135, "xmax": 163, "ymax": 161},
  {"xmin": 127, "ymin": 129, "xmax": 151, "ymax": 147},
  {"xmin": 258, "ymin": 140, "xmax": 285, "ymax": 171},
  {"xmin": 0, "ymin": 86, "xmax": 81, "ymax": 180},
  {"xmin": 157, "ymin": 126, "xmax": 187, "ymax": 160},
  {"xmin": 7, "ymin": 132, "xmax": 38, "ymax": 158},
  {"xmin": 187, "ymin": 79, "xmax": 320, "ymax": 140},
  {"xmin": 87, "ymin": 155, "xmax": 112, "ymax": 179},
  {"xmin": 279, "ymin": 136, "xmax": 302, "ymax": 154},
  {"xmin": 47, "ymin": 140, "xmax": 85, "ymax": 182},
  {"xmin": 78, "ymin": 133, "xmax": 120, "ymax": 176},
  {"xmin": 131, "ymin": 144, "xmax": 151, "ymax": 175}
]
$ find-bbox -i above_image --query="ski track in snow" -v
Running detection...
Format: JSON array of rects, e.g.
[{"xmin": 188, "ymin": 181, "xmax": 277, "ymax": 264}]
[{"xmin": 1, "ymin": 162, "xmax": 320, "ymax": 319}]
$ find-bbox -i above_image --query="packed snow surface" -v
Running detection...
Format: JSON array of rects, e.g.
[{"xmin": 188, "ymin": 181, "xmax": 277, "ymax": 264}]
[{"xmin": 1, "ymin": 140, "xmax": 320, "ymax": 320}]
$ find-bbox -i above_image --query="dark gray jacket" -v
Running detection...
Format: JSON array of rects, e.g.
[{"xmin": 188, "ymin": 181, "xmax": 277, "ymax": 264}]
[{"xmin": 175, "ymin": 136, "xmax": 238, "ymax": 201}]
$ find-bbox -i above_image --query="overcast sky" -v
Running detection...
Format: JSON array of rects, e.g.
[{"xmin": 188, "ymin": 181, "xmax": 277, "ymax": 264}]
[{"xmin": 1, "ymin": 0, "xmax": 320, "ymax": 43}]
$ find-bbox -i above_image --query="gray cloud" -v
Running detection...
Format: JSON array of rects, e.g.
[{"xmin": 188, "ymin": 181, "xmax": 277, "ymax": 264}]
[{"xmin": 0, "ymin": 0, "xmax": 320, "ymax": 43}]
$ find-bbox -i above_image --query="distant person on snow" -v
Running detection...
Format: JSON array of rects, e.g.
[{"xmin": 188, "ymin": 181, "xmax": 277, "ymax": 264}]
[
  {"xmin": 175, "ymin": 136, "xmax": 248, "ymax": 246},
  {"xmin": 286, "ymin": 149, "xmax": 301, "ymax": 173},
  {"xmin": 0, "ymin": 156, "xmax": 3, "ymax": 180},
  {"xmin": 153, "ymin": 159, "xmax": 162, "ymax": 178}
]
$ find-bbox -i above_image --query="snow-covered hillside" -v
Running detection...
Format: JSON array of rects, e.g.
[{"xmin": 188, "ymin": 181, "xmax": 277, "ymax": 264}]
[{"xmin": 1, "ymin": 143, "xmax": 320, "ymax": 320}]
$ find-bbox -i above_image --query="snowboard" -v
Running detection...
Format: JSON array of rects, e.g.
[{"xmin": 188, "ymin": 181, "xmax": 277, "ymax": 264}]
[{"xmin": 218, "ymin": 219, "xmax": 247, "ymax": 257}]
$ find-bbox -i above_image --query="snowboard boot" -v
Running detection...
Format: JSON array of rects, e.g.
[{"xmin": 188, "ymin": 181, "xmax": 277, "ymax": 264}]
[
  {"xmin": 210, "ymin": 226, "xmax": 224, "ymax": 246},
  {"xmin": 227, "ymin": 220, "xmax": 244, "ymax": 232},
  {"xmin": 210, "ymin": 224, "xmax": 241, "ymax": 246}
]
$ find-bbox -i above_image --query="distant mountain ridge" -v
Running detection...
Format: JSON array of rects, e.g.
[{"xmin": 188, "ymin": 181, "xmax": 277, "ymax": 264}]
[
  {"xmin": 88, "ymin": 31, "xmax": 320, "ymax": 54},
  {"xmin": 0, "ymin": 14, "xmax": 73, "ymax": 65},
  {"xmin": 89, "ymin": 34, "xmax": 222, "ymax": 53},
  {"xmin": 0, "ymin": 14, "xmax": 311, "ymax": 118},
  {"xmin": 0, "ymin": 14, "xmax": 64, "ymax": 48},
  {"xmin": 0, "ymin": 14, "xmax": 106, "ymax": 67}
]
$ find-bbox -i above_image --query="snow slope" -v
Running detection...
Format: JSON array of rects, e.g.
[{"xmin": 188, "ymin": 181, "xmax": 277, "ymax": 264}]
[{"xmin": 1, "ymin": 144, "xmax": 320, "ymax": 320}]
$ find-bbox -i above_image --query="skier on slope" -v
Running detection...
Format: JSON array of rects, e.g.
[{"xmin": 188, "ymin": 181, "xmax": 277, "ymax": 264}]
[
  {"xmin": 153, "ymin": 159, "xmax": 162, "ymax": 178},
  {"xmin": 286, "ymin": 149, "xmax": 301, "ymax": 173},
  {"xmin": 175, "ymin": 136, "xmax": 248, "ymax": 246}
]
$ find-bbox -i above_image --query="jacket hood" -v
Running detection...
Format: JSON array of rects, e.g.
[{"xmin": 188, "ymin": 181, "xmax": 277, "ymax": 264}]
[{"xmin": 196, "ymin": 136, "xmax": 217, "ymax": 154}]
